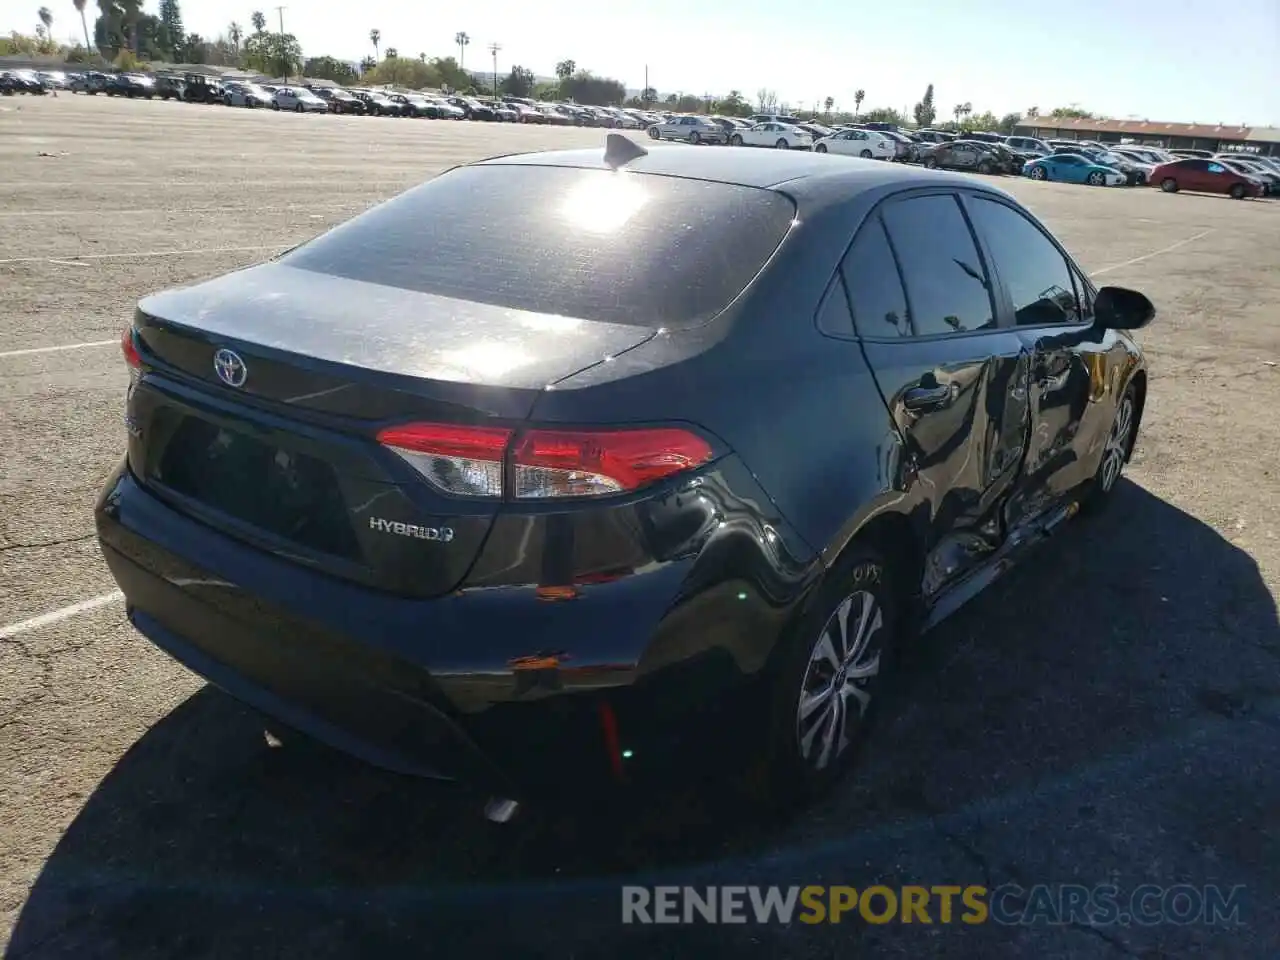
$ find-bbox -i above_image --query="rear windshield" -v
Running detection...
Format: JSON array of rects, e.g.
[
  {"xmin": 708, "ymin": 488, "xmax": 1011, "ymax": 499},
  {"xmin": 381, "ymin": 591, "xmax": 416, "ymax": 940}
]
[{"xmin": 281, "ymin": 164, "xmax": 795, "ymax": 328}]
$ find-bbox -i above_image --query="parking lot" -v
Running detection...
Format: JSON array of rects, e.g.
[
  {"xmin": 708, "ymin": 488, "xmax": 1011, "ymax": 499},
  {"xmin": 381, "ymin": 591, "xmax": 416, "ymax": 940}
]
[{"xmin": 1, "ymin": 94, "xmax": 1278, "ymax": 959}]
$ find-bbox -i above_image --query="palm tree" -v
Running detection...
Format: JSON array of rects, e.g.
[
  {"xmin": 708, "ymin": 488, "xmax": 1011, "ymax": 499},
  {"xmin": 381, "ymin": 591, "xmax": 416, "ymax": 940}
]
[
  {"xmin": 454, "ymin": 31, "xmax": 469, "ymax": 70},
  {"xmin": 853, "ymin": 88, "xmax": 865, "ymax": 118},
  {"xmin": 418, "ymin": 52, "xmax": 426, "ymax": 62},
  {"xmin": 120, "ymin": 0, "xmax": 140, "ymax": 53},
  {"xmin": 953, "ymin": 103, "xmax": 963, "ymax": 124},
  {"xmin": 250, "ymin": 10, "xmax": 266, "ymax": 34},
  {"xmin": 823, "ymin": 96, "xmax": 834, "ymax": 116},
  {"xmin": 369, "ymin": 28, "xmax": 380, "ymax": 60},
  {"xmin": 384, "ymin": 47, "xmax": 397, "ymax": 60},
  {"xmin": 962, "ymin": 101, "xmax": 973, "ymax": 124},
  {"xmin": 555, "ymin": 59, "xmax": 575, "ymax": 80},
  {"xmin": 228, "ymin": 21, "xmax": 242, "ymax": 51},
  {"xmin": 38, "ymin": 6, "xmax": 53, "ymax": 39},
  {"xmin": 72, "ymin": 0, "xmax": 91, "ymax": 50}
]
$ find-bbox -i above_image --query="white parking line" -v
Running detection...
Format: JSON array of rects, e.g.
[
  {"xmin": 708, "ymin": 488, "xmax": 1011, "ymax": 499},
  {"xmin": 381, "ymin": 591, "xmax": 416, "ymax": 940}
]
[
  {"xmin": 1092, "ymin": 230, "xmax": 1215, "ymax": 277},
  {"xmin": 0, "ymin": 243, "xmax": 292, "ymax": 265},
  {"xmin": 0, "ymin": 590, "xmax": 123, "ymax": 640},
  {"xmin": 0, "ymin": 339, "xmax": 117, "ymax": 359}
]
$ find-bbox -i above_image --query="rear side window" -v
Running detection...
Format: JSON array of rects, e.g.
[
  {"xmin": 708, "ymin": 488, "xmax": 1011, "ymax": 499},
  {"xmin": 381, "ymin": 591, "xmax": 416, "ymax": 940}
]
[
  {"xmin": 282, "ymin": 165, "xmax": 796, "ymax": 329},
  {"xmin": 965, "ymin": 197, "xmax": 1080, "ymax": 326},
  {"xmin": 881, "ymin": 195, "xmax": 994, "ymax": 337},
  {"xmin": 840, "ymin": 218, "xmax": 910, "ymax": 338}
]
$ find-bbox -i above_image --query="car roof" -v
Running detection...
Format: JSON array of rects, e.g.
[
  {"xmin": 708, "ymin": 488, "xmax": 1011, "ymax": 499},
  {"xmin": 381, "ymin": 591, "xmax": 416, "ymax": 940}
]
[{"xmin": 475, "ymin": 141, "xmax": 1007, "ymax": 201}]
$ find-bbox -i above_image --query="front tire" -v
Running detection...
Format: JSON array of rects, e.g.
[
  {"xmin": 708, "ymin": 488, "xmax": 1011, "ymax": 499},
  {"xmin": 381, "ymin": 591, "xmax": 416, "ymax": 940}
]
[
  {"xmin": 688, "ymin": 130, "xmax": 701, "ymax": 144},
  {"xmin": 756, "ymin": 548, "xmax": 898, "ymax": 807},
  {"xmin": 647, "ymin": 125, "xmax": 660, "ymax": 139},
  {"xmin": 730, "ymin": 133, "xmax": 743, "ymax": 146},
  {"xmin": 922, "ymin": 156, "xmax": 937, "ymax": 169},
  {"xmin": 1083, "ymin": 383, "xmax": 1138, "ymax": 513},
  {"xmin": 859, "ymin": 149, "xmax": 873, "ymax": 159},
  {"xmin": 1088, "ymin": 171, "xmax": 1106, "ymax": 186},
  {"xmin": 815, "ymin": 143, "xmax": 828, "ymax": 153},
  {"xmin": 1029, "ymin": 165, "xmax": 1047, "ymax": 180},
  {"xmin": 1161, "ymin": 177, "xmax": 1178, "ymax": 192},
  {"xmin": 776, "ymin": 138, "xmax": 789, "ymax": 149},
  {"xmin": 1229, "ymin": 183, "xmax": 1247, "ymax": 200}
]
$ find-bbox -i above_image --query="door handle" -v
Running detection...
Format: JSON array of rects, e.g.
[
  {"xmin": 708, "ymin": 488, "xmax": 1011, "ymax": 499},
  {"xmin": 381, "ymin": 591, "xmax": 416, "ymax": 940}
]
[{"xmin": 903, "ymin": 383, "xmax": 955, "ymax": 412}]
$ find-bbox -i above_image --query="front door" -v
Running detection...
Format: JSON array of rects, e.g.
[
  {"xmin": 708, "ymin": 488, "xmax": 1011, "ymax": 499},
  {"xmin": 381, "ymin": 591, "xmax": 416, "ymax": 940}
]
[{"xmin": 960, "ymin": 192, "xmax": 1122, "ymax": 525}]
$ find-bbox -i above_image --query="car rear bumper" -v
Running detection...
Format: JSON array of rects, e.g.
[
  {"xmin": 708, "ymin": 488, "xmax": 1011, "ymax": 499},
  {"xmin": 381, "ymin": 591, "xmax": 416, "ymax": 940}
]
[{"xmin": 95, "ymin": 461, "xmax": 791, "ymax": 792}]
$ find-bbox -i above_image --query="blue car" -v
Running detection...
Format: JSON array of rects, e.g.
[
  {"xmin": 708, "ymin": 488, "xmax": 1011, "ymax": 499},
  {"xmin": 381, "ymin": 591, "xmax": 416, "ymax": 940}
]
[{"xmin": 1023, "ymin": 153, "xmax": 1127, "ymax": 186}]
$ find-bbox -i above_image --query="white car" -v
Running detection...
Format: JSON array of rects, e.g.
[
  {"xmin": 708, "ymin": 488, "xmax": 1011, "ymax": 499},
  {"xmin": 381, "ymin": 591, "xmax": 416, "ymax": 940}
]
[
  {"xmin": 813, "ymin": 128, "xmax": 896, "ymax": 159},
  {"xmin": 272, "ymin": 87, "xmax": 328, "ymax": 113},
  {"xmin": 730, "ymin": 122, "xmax": 812, "ymax": 149}
]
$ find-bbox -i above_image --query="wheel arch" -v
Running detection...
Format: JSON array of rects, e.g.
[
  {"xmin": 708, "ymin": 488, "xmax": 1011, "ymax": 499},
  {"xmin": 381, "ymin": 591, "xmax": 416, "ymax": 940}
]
[{"xmin": 1126, "ymin": 368, "xmax": 1147, "ymax": 462}]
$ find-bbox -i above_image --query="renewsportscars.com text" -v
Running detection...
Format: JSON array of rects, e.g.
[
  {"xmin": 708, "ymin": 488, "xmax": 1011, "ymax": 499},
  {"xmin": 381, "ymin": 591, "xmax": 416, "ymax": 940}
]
[{"xmin": 621, "ymin": 884, "xmax": 1245, "ymax": 926}]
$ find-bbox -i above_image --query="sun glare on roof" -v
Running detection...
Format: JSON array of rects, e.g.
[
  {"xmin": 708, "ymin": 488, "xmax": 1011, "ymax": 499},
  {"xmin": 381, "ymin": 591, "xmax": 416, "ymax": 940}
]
[{"xmin": 560, "ymin": 173, "xmax": 649, "ymax": 235}]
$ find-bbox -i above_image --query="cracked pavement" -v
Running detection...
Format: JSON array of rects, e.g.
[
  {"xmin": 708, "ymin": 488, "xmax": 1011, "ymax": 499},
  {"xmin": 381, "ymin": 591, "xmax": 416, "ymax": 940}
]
[{"xmin": 1, "ymin": 96, "xmax": 1278, "ymax": 959}]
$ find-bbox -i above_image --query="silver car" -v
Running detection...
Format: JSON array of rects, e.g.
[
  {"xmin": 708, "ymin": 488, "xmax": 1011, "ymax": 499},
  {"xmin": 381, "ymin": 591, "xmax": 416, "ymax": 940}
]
[
  {"xmin": 645, "ymin": 115, "xmax": 729, "ymax": 145},
  {"xmin": 223, "ymin": 82, "xmax": 273, "ymax": 108}
]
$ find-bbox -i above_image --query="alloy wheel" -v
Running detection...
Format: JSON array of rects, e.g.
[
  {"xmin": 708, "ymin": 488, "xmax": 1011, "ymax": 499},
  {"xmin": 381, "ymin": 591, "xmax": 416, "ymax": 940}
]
[
  {"xmin": 1100, "ymin": 392, "xmax": 1134, "ymax": 493},
  {"xmin": 795, "ymin": 591, "xmax": 884, "ymax": 771}
]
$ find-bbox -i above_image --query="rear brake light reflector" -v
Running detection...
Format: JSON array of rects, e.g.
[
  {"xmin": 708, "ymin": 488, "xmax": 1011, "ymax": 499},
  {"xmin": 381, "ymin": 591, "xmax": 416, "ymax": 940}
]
[
  {"xmin": 121, "ymin": 327, "xmax": 142, "ymax": 369},
  {"xmin": 378, "ymin": 423, "xmax": 512, "ymax": 498},
  {"xmin": 511, "ymin": 428, "xmax": 713, "ymax": 499}
]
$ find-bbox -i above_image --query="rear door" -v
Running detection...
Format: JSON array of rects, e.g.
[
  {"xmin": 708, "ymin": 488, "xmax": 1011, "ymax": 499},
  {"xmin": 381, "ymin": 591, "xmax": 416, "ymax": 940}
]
[{"xmin": 844, "ymin": 191, "xmax": 1032, "ymax": 596}]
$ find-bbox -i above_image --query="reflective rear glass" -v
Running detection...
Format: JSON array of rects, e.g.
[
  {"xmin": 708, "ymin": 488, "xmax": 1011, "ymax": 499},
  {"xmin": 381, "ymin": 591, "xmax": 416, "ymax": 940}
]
[{"xmin": 281, "ymin": 164, "xmax": 796, "ymax": 329}]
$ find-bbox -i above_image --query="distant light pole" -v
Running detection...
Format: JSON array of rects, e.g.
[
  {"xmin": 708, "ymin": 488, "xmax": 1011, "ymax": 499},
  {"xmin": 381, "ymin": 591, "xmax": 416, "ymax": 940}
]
[
  {"xmin": 274, "ymin": 5, "xmax": 288, "ymax": 82},
  {"xmin": 488, "ymin": 42, "xmax": 501, "ymax": 99}
]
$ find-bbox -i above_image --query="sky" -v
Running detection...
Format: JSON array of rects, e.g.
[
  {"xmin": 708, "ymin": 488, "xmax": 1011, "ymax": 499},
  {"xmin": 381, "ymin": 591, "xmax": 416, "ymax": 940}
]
[{"xmin": 5, "ymin": 0, "xmax": 1279, "ymax": 124}]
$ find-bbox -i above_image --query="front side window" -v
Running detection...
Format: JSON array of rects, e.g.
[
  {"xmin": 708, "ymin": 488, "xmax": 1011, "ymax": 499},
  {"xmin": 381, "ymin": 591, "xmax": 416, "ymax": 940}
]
[
  {"xmin": 880, "ymin": 195, "xmax": 993, "ymax": 337},
  {"xmin": 966, "ymin": 198, "xmax": 1080, "ymax": 327}
]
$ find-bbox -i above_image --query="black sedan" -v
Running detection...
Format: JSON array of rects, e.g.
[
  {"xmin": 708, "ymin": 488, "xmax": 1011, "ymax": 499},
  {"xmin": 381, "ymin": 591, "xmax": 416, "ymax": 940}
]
[
  {"xmin": 97, "ymin": 136, "xmax": 1152, "ymax": 814},
  {"xmin": 350, "ymin": 90, "xmax": 397, "ymax": 116},
  {"xmin": 1, "ymin": 70, "xmax": 48, "ymax": 95}
]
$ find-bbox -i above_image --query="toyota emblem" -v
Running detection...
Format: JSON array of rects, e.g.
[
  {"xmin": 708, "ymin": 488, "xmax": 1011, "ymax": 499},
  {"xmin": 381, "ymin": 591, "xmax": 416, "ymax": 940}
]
[{"xmin": 213, "ymin": 348, "xmax": 248, "ymax": 388}]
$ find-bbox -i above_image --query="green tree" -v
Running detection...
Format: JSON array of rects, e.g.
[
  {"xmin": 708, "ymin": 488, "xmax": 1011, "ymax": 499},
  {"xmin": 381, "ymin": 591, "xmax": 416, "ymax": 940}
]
[
  {"xmin": 640, "ymin": 86, "xmax": 656, "ymax": 104},
  {"xmin": 499, "ymin": 64, "xmax": 534, "ymax": 98},
  {"xmin": 913, "ymin": 82, "xmax": 935, "ymax": 127},
  {"xmin": 560, "ymin": 69, "xmax": 625, "ymax": 106},
  {"xmin": 673, "ymin": 93, "xmax": 703, "ymax": 113},
  {"xmin": 555, "ymin": 58, "xmax": 575, "ymax": 80},
  {"xmin": 368, "ymin": 27, "xmax": 379, "ymax": 59},
  {"xmin": 965, "ymin": 110, "xmax": 999, "ymax": 132},
  {"xmin": 431, "ymin": 55, "xmax": 470, "ymax": 92},
  {"xmin": 853, "ymin": 88, "xmax": 865, "ymax": 117},
  {"xmin": 242, "ymin": 30, "xmax": 301, "ymax": 77},
  {"xmin": 72, "ymin": 0, "xmax": 92, "ymax": 51},
  {"xmin": 250, "ymin": 10, "xmax": 265, "ymax": 34},
  {"xmin": 183, "ymin": 32, "xmax": 205, "ymax": 62},
  {"xmin": 1049, "ymin": 105, "xmax": 1095, "ymax": 119},
  {"xmin": 823, "ymin": 95, "xmax": 834, "ymax": 116},
  {"xmin": 861, "ymin": 106, "xmax": 905, "ymax": 125},
  {"xmin": 304, "ymin": 55, "xmax": 357, "ymax": 84},
  {"xmin": 359, "ymin": 54, "xmax": 375, "ymax": 73},
  {"xmin": 998, "ymin": 112, "xmax": 1022, "ymax": 134},
  {"xmin": 715, "ymin": 89, "xmax": 750, "ymax": 116},
  {"xmin": 364, "ymin": 55, "xmax": 438, "ymax": 88},
  {"xmin": 157, "ymin": 0, "xmax": 182, "ymax": 59}
]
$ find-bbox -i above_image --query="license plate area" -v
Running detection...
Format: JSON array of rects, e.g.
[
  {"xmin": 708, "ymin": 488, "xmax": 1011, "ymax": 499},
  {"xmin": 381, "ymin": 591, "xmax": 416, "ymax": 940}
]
[{"xmin": 150, "ymin": 410, "xmax": 361, "ymax": 562}]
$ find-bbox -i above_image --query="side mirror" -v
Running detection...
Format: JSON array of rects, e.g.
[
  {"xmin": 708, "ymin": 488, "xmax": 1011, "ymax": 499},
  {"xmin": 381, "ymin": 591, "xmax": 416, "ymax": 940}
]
[{"xmin": 1094, "ymin": 285, "xmax": 1155, "ymax": 330}]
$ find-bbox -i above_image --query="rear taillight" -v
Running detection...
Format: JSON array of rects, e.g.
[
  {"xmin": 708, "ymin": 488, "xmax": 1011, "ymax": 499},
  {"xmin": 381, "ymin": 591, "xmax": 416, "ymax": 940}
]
[
  {"xmin": 511, "ymin": 428, "xmax": 712, "ymax": 499},
  {"xmin": 376, "ymin": 423, "xmax": 713, "ymax": 500},
  {"xmin": 377, "ymin": 423, "xmax": 512, "ymax": 498},
  {"xmin": 121, "ymin": 326, "xmax": 142, "ymax": 369}
]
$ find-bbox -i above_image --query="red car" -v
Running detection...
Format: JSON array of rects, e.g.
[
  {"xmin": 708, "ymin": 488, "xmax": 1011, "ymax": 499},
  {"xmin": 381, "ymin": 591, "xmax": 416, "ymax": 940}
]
[{"xmin": 1150, "ymin": 157, "xmax": 1263, "ymax": 199}]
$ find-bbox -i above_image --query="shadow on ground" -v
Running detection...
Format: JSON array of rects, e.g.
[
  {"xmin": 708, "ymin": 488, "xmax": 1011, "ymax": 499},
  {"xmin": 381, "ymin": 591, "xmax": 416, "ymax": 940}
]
[{"xmin": 9, "ymin": 481, "xmax": 1280, "ymax": 959}]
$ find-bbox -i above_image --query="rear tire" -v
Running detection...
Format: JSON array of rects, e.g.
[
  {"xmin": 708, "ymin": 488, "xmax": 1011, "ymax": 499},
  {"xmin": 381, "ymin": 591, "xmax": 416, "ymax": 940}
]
[
  {"xmin": 1029, "ymin": 165, "xmax": 1047, "ymax": 180},
  {"xmin": 977, "ymin": 161, "xmax": 993, "ymax": 174},
  {"xmin": 922, "ymin": 156, "xmax": 937, "ymax": 169},
  {"xmin": 295, "ymin": 103, "xmax": 304, "ymax": 113},
  {"xmin": 688, "ymin": 130, "xmax": 701, "ymax": 144},
  {"xmin": 731, "ymin": 133, "xmax": 743, "ymax": 146},
  {"xmin": 1160, "ymin": 177, "xmax": 1178, "ymax": 192},
  {"xmin": 752, "ymin": 548, "xmax": 899, "ymax": 809}
]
